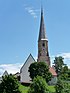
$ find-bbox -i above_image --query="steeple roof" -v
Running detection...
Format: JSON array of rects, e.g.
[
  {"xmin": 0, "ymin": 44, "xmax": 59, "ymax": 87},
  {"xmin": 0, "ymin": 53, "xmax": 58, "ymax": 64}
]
[{"xmin": 38, "ymin": 8, "xmax": 48, "ymax": 41}]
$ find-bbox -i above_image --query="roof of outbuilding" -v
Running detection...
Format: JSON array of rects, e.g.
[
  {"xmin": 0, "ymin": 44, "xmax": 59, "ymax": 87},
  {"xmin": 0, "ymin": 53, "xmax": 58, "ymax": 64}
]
[{"xmin": 49, "ymin": 67, "xmax": 57, "ymax": 76}]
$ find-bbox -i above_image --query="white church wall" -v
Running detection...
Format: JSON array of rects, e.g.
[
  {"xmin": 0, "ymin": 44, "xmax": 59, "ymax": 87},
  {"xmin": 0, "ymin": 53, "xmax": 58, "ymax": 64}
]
[{"xmin": 20, "ymin": 54, "xmax": 35, "ymax": 83}]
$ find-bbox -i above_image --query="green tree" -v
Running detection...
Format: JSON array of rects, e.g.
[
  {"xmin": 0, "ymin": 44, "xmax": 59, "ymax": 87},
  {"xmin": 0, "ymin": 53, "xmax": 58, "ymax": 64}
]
[
  {"xmin": 59, "ymin": 65, "xmax": 69, "ymax": 80},
  {"xmin": 57, "ymin": 65, "xmax": 70, "ymax": 81},
  {"xmin": 54, "ymin": 56, "xmax": 64, "ymax": 76},
  {"xmin": 55, "ymin": 79, "xmax": 64, "ymax": 93},
  {"xmin": 28, "ymin": 62, "xmax": 52, "ymax": 83},
  {"xmin": 67, "ymin": 69, "xmax": 70, "ymax": 80},
  {"xmin": 28, "ymin": 76, "xmax": 51, "ymax": 93},
  {"xmin": 55, "ymin": 79, "xmax": 70, "ymax": 93},
  {"xmin": 61, "ymin": 65, "xmax": 68, "ymax": 74},
  {"xmin": 0, "ymin": 74, "xmax": 21, "ymax": 93}
]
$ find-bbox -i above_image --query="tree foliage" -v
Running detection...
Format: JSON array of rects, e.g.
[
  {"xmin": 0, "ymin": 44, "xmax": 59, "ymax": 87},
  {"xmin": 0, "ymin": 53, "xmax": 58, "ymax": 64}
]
[
  {"xmin": 55, "ymin": 79, "xmax": 70, "ymax": 93},
  {"xmin": 54, "ymin": 56, "xmax": 70, "ymax": 81},
  {"xmin": 28, "ymin": 76, "xmax": 51, "ymax": 93},
  {"xmin": 28, "ymin": 62, "xmax": 52, "ymax": 83},
  {"xmin": 54, "ymin": 57, "xmax": 70, "ymax": 93},
  {"xmin": 54, "ymin": 56, "xmax": 64, "ymax": 76},
  {"xmin": 61, "ymin": 65, "xmax": 68, "ymax": 74},
  {"xmin": 59, "ymin": 66, "xmax": 70, "ymax": 81},
  {"xmin": 0, "ymin": 74, "xmax": 21, "ymax": 93},
  {"xmin": 67, "ymin": 69, "xmax": 70, "ymax": 80}
]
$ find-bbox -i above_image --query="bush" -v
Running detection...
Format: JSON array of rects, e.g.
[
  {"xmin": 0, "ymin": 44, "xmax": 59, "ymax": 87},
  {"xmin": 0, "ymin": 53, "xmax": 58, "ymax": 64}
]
[
  {"xmin": 0, "ymin": 74, "xmax": 21, "ymax": 93},
  {"xmin": 55, "ymin": 79, "xmax": 70, "ymax": 93},
  {"xmin": 28, "ymin": 76, "xmax": 51, "ymax": 93}
]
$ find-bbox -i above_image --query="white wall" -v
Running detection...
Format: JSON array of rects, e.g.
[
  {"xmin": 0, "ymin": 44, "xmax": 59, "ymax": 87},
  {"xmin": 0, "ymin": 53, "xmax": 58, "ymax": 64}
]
[{"xmin": 20, "ymin": 54, "xmax": 35, "ymax": 83}]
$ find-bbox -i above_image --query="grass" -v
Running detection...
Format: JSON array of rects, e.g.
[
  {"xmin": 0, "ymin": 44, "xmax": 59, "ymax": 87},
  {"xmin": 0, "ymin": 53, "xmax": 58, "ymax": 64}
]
[
  {"xmin": 19, "ymin": 84, "xmax": 29, "ymax": 93},
  {"xmin": 48, "ymin": 85, "xmax": 55, "ymax": 93},
  {"xmin": 19, "ymin": 83, "xmax": 56, "ymax": 93}
]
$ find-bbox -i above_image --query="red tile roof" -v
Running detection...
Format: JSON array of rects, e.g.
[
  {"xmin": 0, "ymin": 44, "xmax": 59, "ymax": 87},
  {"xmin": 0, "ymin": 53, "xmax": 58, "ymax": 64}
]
[{"xmin": 49, "ymin": 67, "xmax": 57, "ymax": 76}]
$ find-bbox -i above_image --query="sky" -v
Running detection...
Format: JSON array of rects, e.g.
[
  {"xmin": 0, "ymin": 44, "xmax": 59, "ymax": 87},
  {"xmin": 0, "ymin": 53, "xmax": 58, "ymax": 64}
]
[{"xmin": 0, "ymin": 0, "xmax": 70, "ymax": 75}]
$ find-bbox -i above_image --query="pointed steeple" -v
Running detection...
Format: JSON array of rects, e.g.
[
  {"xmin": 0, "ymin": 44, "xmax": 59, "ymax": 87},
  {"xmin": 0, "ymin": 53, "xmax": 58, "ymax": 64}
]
[
  {"xmin": 38, "ymin": 7, "xmax": 50, "ymax": 66},
  {"xmin": 38, "ymin": 7, "xmax": 48, "ymax": 41}
]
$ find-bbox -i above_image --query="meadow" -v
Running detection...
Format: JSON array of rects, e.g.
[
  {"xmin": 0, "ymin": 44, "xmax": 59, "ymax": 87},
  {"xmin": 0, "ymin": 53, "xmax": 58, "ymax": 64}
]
[{"xmin": 19, "ymin": 84, "xmax": 55, "ymax": 93}]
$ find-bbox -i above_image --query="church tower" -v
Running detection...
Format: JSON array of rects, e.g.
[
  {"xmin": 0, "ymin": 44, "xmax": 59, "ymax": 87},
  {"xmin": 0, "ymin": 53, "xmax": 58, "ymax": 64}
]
[{"xmin": 37, "ymin": 8, "xmax": 50, "ymax": 66}]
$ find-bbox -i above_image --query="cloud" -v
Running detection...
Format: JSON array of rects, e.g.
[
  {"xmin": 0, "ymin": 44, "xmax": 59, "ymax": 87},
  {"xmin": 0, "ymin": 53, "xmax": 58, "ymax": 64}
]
[
  {"xmin": 0, "ymin": 63, "xmax": 23, "ymax": 77},
  {"xmin": 24, "ymin": 5, "xmax": 40, "ymax": 19},
  {"xmin": 57, "ymin": 53, "xmax": 70, "ymax": 59},
  {"xmin": 50, "ymin": 52, "xmax": 70, "ymax": 68}
]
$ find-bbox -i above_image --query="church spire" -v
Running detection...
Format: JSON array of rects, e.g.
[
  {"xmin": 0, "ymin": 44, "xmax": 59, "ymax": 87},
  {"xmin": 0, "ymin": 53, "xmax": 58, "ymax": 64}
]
[
  {"xmin": 37, "ymin": 7, "xmax": 50, "ymax": 66},
  {"xmin": 38, "ymin": 7, "xmax": 47, "ymax": 41}
]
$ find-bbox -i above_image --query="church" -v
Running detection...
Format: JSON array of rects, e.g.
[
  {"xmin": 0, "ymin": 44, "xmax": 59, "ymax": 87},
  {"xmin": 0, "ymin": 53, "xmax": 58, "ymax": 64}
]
[{"xmin": 20, "ymin": 8, "xmax": 57, "ymax": 85}]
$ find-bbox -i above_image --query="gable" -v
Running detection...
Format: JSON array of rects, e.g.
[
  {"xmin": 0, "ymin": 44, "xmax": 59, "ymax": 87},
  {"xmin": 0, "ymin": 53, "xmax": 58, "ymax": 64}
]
[{"xmin": 20, "ymin": 54, "xmax": 35, "ymax": 73}]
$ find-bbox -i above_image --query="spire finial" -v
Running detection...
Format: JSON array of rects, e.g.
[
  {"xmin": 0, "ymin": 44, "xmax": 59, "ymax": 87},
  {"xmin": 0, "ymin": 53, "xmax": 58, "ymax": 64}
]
[{"xmin": 41, "ymin": 1, "xmax": 43, "ymax": 15}]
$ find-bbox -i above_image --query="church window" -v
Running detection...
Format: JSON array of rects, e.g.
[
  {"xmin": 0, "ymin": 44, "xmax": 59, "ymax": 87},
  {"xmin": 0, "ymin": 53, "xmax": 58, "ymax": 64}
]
[{"xmin": 42, "ymin": 43, "xmax": 45, "ymax": 47}]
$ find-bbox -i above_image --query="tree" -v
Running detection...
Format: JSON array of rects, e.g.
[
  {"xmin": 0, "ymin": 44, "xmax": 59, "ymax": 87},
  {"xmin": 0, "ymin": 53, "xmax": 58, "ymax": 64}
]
[
  {"xmin": 61, "ymin": 65, "xmax": 68, "ymax": 74},
  {"xmin": 28, "ymin": 76, "xmax": 51, "ymax": 93},
  {"xmin": 55, "ymin": 79, "xmax": 70, "ymax": 93},
  {"xmin": 55, "ymin": 79, "xmax": 64, "ymax": 93},
  {"xmin": 68, "ymin": 69, "xmax": 70, "ymax": 80},
  {"xmin": 54, "ymin": 56, "xmax": 64, "ymax": 76},
  {"xmin": 59, "ymin": 65, "xmax": 69, "ymax": 80},
  {"xmin": 28, "ymin": 62, "xmax": 52, "ymax": 83},
  {"xmin": 0, "ymin": 74, "xmax": 21, "ymax": 93},
  {"xmin": 59, "ymin": 66, "xmax": 70, "ymax": 81}
]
